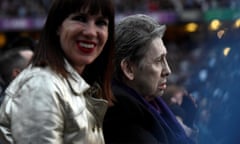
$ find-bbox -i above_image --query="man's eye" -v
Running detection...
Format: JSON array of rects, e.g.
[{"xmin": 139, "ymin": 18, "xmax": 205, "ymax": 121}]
[
  {"xmin": 156, "ymin": 58, "xmax": 163, "ymax": 63},
  {"xmin": 72, "ymin": 15, "xmax": 86, "ymax": 22},
  {"xmin": 155, "ymin": 56, "xmax": 166, "ymax": 63}
]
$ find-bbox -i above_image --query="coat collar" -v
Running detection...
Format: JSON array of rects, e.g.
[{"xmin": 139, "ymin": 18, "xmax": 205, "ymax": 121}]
[{"xmin": 64, "ymin": 59, "xmax": 90, "ymax": 95}]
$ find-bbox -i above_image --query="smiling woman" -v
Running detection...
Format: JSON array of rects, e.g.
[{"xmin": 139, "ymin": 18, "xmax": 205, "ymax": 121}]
[
  {"xmin": 58, "ymin": 12, "xmax": 109, "ymax": 74},
  {"xmin": 0, "ymin": 0, "xmax": 115, "ymax": 143}
]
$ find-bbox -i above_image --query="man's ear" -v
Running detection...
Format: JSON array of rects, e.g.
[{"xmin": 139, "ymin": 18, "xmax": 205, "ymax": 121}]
[
  {"xmin": 12, "ymin": 68, "xmax": 21, "ymax": 79},
  {"xmin": 120, "ymin": 59, "xmax": 134, "ymax": 80}
]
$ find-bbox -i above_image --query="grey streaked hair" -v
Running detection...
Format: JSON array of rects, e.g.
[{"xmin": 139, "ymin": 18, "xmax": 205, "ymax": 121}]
[{"xmin": 114, "ymin": 14, "xmax": 166, "ymax": 80}]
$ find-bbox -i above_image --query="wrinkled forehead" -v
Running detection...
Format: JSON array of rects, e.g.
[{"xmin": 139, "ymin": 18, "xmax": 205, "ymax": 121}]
[{"xmin": 144, "ymin": 37, "xmax": 167, "ymax": 59}]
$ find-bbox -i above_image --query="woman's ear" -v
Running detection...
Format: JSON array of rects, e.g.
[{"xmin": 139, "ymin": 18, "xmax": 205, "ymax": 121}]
[{"xmin": 120, "ymin": 59, "xmax": 134, "ymax": 80}]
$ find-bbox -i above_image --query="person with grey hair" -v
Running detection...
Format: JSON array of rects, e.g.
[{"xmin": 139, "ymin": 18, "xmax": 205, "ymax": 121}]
[
  {"xmin": 0, "ymin": 48, "xmax": 33, "ymax": 87},
  {"xmin": 0, "ymin": 48, "xmax": 33, "ymax": 105},
  {"xmin": 103, "ymin": 14, "xmax": 195, "ymax": 144}
]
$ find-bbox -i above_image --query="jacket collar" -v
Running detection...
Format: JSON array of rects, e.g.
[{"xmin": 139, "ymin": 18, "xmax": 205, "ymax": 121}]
[{"xmin": 64, "ymin": 59, "xmax": 90, "ymax": 95}]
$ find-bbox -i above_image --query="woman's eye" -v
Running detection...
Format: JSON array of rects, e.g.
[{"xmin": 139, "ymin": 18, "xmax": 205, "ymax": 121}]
[
  {"xmin": 72, "ymin": 15, "xmax": 86, "ymax": 22},
  {"xmin": 96, "ymin": 19, "xmax": 109, "ymax": 26}
]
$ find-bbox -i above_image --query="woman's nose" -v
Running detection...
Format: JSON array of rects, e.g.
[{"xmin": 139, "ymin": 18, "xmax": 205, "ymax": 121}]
[{"xmin": 82, "ymin": 22, "xmax": 97, "ymax": 37}]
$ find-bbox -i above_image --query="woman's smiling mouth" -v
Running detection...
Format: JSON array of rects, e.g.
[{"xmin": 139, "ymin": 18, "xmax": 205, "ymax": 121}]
[{"xmin": 77, "ymin": 40, "xmax": 96, "ymax": 54}]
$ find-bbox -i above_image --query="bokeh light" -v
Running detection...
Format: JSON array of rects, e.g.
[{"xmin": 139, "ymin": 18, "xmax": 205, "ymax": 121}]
[
  {"xmin": 0, "ymin": 33, "xmax": 7, "ymax": 48},
  {"xmin": 223, "ymin": 47, "xmax": 231, "ymax": 56},
  {"xmin": 209, "ymin": 19, "xmax": 221, "ymax": 31},
  {"xmin": 185, "ymin": 22, "xmax": 198, "ymax": 32}
]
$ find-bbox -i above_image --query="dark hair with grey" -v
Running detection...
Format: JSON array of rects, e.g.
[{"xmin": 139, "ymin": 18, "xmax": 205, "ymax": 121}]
[
  {"xmin": 114, "ymin": 14, "xmax": 166, "ymax": 80},
  {"xmin": 0, "ymin": 48, "xmax": 31, "ymax": 86}
]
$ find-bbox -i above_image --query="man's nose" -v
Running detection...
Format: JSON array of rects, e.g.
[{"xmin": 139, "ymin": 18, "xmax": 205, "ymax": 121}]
[{"xmin": 162, "ymin": 61, "xmax": 171, "ymax": 77}]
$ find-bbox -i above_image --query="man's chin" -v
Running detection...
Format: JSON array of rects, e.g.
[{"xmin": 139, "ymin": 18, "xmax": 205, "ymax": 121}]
[{"xmin": 157, "ymin": 90, "xmax": 164, "ymax": 97}]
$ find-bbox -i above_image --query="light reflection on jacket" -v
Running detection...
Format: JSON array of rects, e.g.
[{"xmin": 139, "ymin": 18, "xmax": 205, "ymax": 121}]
[{"xmin": 0, "ymin": 60, "xmax": 108, "ymax": 144}]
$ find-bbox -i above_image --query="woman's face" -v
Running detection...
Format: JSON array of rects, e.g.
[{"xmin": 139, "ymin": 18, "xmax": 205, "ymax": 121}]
[{"xmin": 58, "ymin": 10, "xmax": 109, "ymax": 74}]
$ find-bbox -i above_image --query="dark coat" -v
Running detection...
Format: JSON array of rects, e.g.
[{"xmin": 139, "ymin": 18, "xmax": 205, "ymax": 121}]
[
  {"xmin": 103, "ymin": 80, "xmax": 194, "ymax": 144},
  {"xmin": 103, "ymin": 81, "xmax": 168, "ymax": 144}
]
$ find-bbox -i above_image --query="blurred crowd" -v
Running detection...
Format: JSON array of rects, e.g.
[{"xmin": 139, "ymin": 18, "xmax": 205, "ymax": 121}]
[
  {"xmin": 0, "ymin": 0, "xmax": 240, "ymax": 18},
  {"xmin": 0, "ymin": 0, "xmax": 51, "ymax": 17},
  {"xmin": 166, "ymin": 28, "xmax": 240, "ymax": 143}
]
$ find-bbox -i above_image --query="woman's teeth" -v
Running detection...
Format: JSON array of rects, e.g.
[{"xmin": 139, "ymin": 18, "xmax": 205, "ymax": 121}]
[{"xmin": 80, "ymin": 43, "xmax": 94, "ymax": 48}]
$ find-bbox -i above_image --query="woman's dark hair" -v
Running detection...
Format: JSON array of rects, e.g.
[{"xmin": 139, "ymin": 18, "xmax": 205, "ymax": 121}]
[{"xmin": 32, "ymin": 0, "xmax": 115, "ymax": 104}]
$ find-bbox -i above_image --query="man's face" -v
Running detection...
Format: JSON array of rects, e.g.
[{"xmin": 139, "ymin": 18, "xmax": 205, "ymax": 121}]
[{"xmin": 131, "ymin": 37, "xmax": 171, "ymax": 100}]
